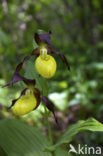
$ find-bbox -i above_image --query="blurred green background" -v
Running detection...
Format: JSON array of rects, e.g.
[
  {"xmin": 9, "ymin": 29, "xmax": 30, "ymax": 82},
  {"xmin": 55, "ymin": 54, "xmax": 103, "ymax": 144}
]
[{"xmin": 0, "ymin": 0, "xmax": 103, "ymax": 154}]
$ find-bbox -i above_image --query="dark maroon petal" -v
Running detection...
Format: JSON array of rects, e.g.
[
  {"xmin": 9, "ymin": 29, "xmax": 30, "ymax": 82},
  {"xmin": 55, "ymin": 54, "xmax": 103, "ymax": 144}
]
[
  {"xmin": 8, "ymin": 99, "xmax": 18, "ymax": 109},
  {"xmin": 31, "ymin": 47, "xmax": 40, "ymax": 56},
  {"xmin": 47, "ymin": 47, "xmax": 70, "ymax": 70},
  {"xmin": 22, "ymin": 77, "xmax": 36, "ymax": 86},
  {"xmin": 48, "ymin": 30, "xmax": 52, "ymax": 34},
  {"xmin": 2, "ymin": 73, "xmax": 23, "ymax": 88},
  {"xmin": 15, "ymin": 62, "xmax": 23, "ymax": 73},
  {"xmin": 2, "ymin": 54, "xmax": 36, "ymax": 88},
  {"xmin": 8, "ymin": 88, "xmax": 28, "ymax": 109},
  {"xmin": 2, "ymin": 72, "xmax": 36, "ymax": 88},
  {"xmin": 41, "ymin": 96, "xmax": 58, "ymax": 124},
  {"xmin": 33, "ymin": 88, "xmax": 41, "ymax": 110},
  {"xmin": 34, "ymin": 31, "xmax": 52, "ymax": 46},
  {"xmin": 34, "ymin": 33, "xmax": 43, "ymax": 45},
  {"xmin": 23, "ymin": 55, "xmax": 30, "ymax": 62},
  {"xmin": 56, "ymin": 52, "xmax": 70, "ymax": 70},
  {"xmin": 39, "ymin": 32, "xmax": 52, "ymax": 45},
  {"xmin": 20, "ymin": 88, "xmax": 28, "ymax": 95},
  {"xmin": 15, "ymin": 55, "xmax": 31, "ymax": 73}
]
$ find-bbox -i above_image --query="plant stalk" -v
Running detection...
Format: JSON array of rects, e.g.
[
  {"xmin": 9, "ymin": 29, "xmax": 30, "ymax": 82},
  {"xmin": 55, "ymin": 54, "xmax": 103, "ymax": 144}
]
[{"xmin": 44, "ymin": 105, "xmax": 53, "ymax": 144}]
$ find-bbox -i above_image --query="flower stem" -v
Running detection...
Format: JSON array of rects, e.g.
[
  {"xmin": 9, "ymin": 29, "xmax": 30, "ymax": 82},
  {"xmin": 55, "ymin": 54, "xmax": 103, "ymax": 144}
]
[
  {"xmin": 44, "ymin": 105, "xmax": 53, "ymax": 144},
  {"xmin": 41, "ymin": 78, "xmax": 53, "ymax": 146}
]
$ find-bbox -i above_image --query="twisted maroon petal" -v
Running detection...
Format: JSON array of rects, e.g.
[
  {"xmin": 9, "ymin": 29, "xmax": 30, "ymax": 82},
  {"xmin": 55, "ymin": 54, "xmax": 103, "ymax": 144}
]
[
  {"xmin": 16, "ymin": 55, "xmax": 31, "ymax": 73},
  {"xmin": 56, "ymin": 52, "xmax": 70, "ymax": 70},
  {"xmin": 41, "ymin": 96, "xmax": 58, "ymax": 124},
  {"xmin": 2, "ymin": 73, "xmax": 23, "ymax": 88},
  {"xmin": 47, "ymin": 47, "xmax": 70, "ymax": 70},
  {"xmin": 33, "ymin": 88, "xmax": 41, "ymax": 110},
  {"xmin": 2, "ymin": 55, "xmax": 36, "ymax": 88},
  {"xmin": 2, "ymin": 72, "xmax": 36, "ymax": 88}
]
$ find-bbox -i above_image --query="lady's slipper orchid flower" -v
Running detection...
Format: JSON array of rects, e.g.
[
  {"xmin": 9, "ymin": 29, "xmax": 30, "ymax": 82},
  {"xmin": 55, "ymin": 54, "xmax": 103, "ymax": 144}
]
[
  {"xmin": 32, "ymin": 31, "xmax": 70, "ymax": 78},
  {"xmin": 3, "ymin": 64, "xmax": 58, "ymax": 123}
]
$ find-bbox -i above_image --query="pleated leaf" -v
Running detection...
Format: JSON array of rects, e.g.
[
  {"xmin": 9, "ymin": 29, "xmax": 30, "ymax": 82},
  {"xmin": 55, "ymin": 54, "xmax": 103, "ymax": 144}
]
[
  {"xmin": 54, "ymin": 148, "xmax": 71, "ymax": 156},
  {"xmin": 0, "ymin": 118, "xmax": 51, "ymax": 156},
  {"xmin": 46, "ymin": 118, "xmax": 103, "ymax": 151}
]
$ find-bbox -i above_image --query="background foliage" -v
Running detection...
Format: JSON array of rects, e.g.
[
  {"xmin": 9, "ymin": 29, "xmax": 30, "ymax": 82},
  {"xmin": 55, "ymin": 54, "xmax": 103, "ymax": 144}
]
[{"xmin": 0, "ymin": 0, "xmax": 103, "ymax": 155}]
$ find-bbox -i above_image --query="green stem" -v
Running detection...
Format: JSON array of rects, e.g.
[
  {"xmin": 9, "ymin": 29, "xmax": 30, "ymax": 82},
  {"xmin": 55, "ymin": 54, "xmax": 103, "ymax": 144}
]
[
  {"xmin": 40, "ymin": 78, "xmax": 53, "ymax": 153},
  {"xmin": 40, "ymin": 77, "xmax": 53, "ymax": 145},
  {"xmin": 44, "ymin": 105, "xmax": 53, "ymax": 144}
]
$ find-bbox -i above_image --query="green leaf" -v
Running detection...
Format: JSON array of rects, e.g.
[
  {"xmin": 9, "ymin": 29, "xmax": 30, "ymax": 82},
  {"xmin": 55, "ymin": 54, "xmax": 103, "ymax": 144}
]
[
  {"xmin": 24, "ymin": 60, "xmax": 42, "ymax": 91},
  {"xmin": 54, "ymin": 148, "xmax": 71, "ymax": 156},
  {"xmin": 0, "ymin": 118, "xmax": 51, "ymax": 156},
  {"xmin": 25, "ymin": 60, "xmax": 49, "ymax": 96},
  {"xmin": 46, "ymin": 118, "xmax": 103, "ymax": 152},
  {"xmin": 33, "ymin": 39, "xmax": 38, "ymax": 49}
]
